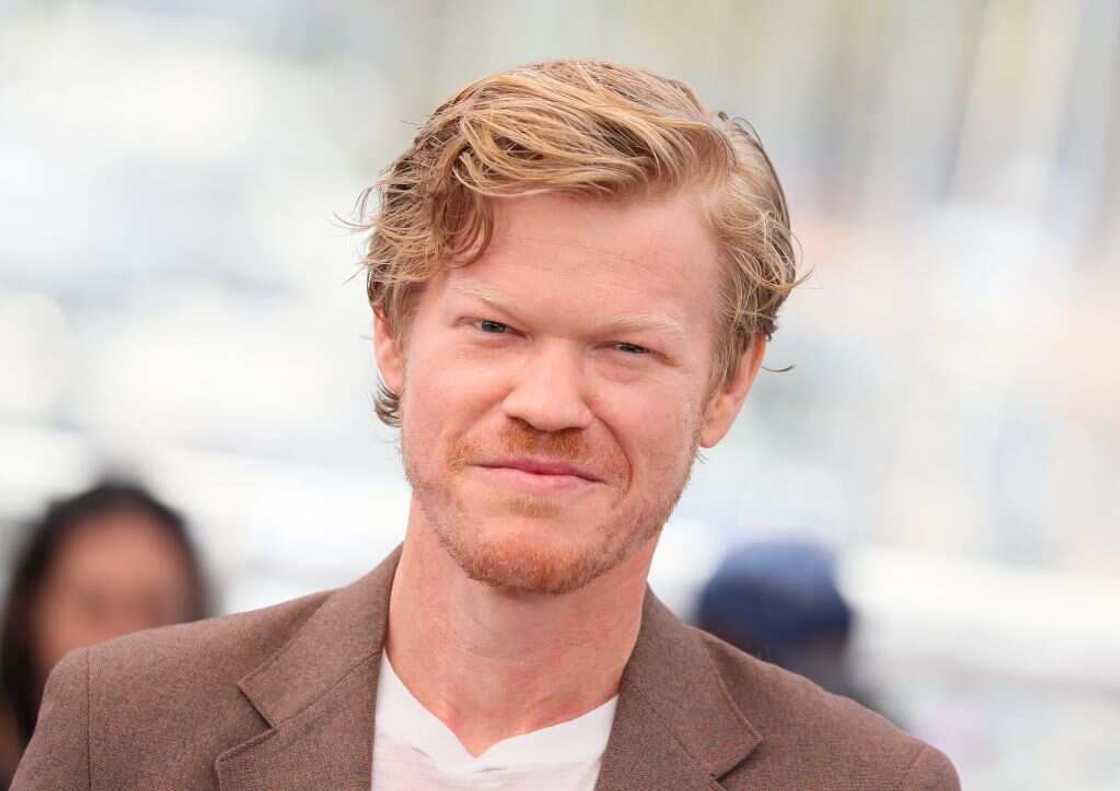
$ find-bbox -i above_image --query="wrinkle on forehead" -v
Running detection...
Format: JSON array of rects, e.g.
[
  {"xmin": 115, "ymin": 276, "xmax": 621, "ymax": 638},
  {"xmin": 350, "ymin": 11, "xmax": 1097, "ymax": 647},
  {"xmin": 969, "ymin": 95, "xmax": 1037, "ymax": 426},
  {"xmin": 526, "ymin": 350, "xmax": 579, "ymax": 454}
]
[{"xmin": 486, "ymin": 190, "xmax": 715, "ymax": 263}]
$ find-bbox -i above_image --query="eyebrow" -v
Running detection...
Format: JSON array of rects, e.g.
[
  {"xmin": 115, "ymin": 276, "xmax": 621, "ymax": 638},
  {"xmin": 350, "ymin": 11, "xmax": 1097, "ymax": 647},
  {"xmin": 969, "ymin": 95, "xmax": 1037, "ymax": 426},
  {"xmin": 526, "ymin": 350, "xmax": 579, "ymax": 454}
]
[
  {"xmin": 449, "ymin": 282, "xmax": 688, "ymax": 342},
  {"xmin": 597, "ymin": 314, "xmax": 687, "ymax": 342}
]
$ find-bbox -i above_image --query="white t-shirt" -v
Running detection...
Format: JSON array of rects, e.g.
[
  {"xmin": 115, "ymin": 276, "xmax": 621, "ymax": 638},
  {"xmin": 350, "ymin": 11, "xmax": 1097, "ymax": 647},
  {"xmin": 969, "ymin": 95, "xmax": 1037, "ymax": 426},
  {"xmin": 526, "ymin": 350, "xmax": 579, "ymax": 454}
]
[{"xmin": 371, "ymin": 654, "xmax": 618, "ymax": 791}]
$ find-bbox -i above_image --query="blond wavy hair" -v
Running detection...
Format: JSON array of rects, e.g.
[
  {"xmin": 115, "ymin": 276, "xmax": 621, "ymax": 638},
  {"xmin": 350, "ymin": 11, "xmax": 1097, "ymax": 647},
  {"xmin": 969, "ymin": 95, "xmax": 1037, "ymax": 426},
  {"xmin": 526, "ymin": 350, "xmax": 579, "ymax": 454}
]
[{"xmin": 360, "ymin": 59, "xmax": 798, "ymax": 426}]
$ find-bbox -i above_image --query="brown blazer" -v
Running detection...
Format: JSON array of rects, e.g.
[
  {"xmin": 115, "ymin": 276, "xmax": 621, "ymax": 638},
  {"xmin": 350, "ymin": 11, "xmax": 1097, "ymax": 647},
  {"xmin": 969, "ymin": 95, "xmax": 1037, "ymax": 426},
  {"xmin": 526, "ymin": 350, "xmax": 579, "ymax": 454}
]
[{"xmin": 13, "ymin": 548, "xmax": 959, "ymax": 790}]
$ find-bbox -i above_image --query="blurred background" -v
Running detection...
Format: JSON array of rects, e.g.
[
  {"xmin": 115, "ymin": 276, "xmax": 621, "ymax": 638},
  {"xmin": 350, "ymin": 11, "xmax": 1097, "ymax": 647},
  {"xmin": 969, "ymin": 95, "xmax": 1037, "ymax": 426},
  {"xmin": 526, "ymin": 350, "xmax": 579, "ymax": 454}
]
[{"xmin": 0, "ymin": 0, "xmax": 1117, "ymax": 787}]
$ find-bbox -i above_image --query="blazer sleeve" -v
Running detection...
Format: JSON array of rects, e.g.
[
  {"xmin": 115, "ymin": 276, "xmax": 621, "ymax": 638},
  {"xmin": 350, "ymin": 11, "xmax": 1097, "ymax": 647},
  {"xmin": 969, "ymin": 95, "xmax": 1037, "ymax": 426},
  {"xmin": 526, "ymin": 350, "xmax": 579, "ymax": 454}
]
[
  {"xmin": 10, "ymin": 648, "xmax": 91, "ymax": 791},
  {"xmin": 896, "ymin": 744, "xmax": 961, "ymax": 791}
]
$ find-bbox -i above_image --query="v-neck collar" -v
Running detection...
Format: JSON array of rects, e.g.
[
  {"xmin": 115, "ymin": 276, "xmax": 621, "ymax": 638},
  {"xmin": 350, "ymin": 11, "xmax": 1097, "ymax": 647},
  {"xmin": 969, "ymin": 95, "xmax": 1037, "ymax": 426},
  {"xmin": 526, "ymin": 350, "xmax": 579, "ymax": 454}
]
[{"xmin": 375, "ymin": 653, "xmax": 618, "ymax": 774}]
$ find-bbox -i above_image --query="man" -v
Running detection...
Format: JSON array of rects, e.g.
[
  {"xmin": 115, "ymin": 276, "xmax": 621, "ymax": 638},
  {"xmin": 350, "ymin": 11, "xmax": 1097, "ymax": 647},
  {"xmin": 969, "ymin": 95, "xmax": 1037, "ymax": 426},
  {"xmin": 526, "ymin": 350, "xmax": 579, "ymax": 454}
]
[{"xmin": 14, "ymin": 60, "xmax": 959, "ymax": 790}]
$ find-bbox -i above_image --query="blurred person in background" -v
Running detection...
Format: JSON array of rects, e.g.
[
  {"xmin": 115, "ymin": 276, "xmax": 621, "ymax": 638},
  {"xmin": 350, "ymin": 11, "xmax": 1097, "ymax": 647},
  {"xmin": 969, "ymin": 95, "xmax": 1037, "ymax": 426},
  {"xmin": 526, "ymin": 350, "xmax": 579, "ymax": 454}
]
[
  {"xmin": 15, "ymin": 60, "xmax": 957, "ymax": 790},
  {"xmin": 0, "ymin": 480, "xmax": 209, "ymax": 788},
  {"xmin": 697, "ymin": 541, "xmax": 888, "ymax": 718}
]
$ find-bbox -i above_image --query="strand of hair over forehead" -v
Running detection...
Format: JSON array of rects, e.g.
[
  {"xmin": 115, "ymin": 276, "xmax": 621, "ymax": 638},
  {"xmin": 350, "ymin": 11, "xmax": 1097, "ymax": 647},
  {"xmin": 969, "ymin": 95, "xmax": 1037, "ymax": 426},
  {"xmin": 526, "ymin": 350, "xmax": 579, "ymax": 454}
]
[
  {"xmin": 442, "ymin": 68, "xmax": 736, "ymax": 195},
  {"xmin": 410, "ymin": 64, "xmax": 740, "ymax": 272},
  {"xmin": 382, "ymin": 66, "xmax": 720, "ymax": 227}
]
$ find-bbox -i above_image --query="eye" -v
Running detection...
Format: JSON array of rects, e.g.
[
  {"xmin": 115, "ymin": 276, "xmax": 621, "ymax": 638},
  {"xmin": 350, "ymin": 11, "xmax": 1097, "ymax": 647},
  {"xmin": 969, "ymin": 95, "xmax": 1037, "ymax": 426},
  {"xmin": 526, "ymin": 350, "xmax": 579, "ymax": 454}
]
[
  {"xmin": 477, "ymin": 319, "xmax": 511, "ymax": 334},
  {"xmin": 613, "ymin": 341, "xmax": 650, "ymax": 355}
]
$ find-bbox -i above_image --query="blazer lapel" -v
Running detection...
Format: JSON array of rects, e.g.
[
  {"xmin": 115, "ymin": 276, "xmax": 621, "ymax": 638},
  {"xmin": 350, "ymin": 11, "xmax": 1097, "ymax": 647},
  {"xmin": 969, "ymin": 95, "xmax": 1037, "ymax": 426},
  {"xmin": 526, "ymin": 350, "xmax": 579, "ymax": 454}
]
[
  {"xmin": 595, "ymin": 590, "xmax": 762, "ymax": 791},
  {"xmin": 215, "ymin": 548, "xmax": 401, "ymax": 791}
]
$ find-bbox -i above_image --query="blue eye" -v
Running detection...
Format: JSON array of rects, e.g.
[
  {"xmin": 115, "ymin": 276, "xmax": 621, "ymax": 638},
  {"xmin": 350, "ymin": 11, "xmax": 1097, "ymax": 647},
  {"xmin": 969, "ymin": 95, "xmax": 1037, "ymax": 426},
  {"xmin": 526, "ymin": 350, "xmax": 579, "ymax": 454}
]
[
  {"xmin": 478, "ymin": 320, "xmax": 510, "ymax": 334},
  {"xmin": 614, "ymin": 342, "xmax": 649, "ymax": 355}
]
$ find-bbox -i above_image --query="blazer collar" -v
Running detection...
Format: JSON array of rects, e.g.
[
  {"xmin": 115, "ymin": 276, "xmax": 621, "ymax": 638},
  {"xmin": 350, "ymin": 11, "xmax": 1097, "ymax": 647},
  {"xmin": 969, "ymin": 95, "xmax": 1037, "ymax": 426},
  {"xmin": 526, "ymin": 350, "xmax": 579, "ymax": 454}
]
[
  {"xmin": 215, "ymin": 547, "xmax": 761, "ymax": 791},
  {"xmin": 594, "ymin": 591, "xmax": 762, "ymax": 791},
  {"xmin": 215, "ymin": 547, "xmax": 401, "ymax": 791}
]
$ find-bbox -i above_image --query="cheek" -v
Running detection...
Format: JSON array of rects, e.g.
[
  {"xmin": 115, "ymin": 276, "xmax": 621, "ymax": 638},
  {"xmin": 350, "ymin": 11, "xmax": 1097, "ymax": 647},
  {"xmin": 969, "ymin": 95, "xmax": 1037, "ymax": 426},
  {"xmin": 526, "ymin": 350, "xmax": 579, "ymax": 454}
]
[
  {"xmin": 400, "ymin": 347, "xmax": 501, "ymax": 456},
  {"xmin": 599, "ymin": 383, "xmax": 702, "ymax": 477}
]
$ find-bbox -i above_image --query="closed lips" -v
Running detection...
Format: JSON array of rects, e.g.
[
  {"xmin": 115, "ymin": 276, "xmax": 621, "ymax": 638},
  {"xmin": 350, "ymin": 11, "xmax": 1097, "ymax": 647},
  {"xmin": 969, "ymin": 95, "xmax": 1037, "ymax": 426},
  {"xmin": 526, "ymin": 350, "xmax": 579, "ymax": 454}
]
[{"xmin": 477, "ymin": 459, "xmax": 602, "ymax": 482}]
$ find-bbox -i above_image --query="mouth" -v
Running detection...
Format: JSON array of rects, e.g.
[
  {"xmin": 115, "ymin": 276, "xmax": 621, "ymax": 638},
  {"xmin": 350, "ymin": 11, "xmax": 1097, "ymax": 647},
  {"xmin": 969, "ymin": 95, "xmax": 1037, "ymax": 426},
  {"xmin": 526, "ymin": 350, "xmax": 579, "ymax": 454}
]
[{"xmin": 471, "ymin": 457, "xmax": 604, "ymax": 492}]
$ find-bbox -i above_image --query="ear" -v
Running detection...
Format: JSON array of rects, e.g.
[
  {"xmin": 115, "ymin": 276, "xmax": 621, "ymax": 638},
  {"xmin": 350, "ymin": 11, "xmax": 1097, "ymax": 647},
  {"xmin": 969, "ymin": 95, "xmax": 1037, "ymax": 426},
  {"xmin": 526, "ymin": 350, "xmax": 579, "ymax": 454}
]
[
  {"xmin": 699, "ymin": 334, "xmax": 767, "ymax": 448},
  {"xmin": 372, "ymin": 309, "xmax": 405, "ymax": 395}
]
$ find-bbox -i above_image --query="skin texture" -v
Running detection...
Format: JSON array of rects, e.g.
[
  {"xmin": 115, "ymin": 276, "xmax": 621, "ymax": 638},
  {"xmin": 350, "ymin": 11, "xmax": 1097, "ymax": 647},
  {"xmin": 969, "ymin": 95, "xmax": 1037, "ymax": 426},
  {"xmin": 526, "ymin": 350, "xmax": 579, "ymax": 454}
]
[
  {"xmin": 32, "ymin": 513, "xmax": 196, "ymax": 677},
  {"xmin": 375, "ymin": 190, "xmax": 765, "ymax": 756}
]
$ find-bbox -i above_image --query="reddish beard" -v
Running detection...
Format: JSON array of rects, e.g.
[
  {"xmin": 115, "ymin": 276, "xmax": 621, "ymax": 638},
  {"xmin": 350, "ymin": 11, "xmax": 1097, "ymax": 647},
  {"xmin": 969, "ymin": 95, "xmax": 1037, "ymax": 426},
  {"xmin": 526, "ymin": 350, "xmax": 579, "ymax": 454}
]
[{"xmin": 406, "ymin": 421, "xmax": 689, "ymax": 595}]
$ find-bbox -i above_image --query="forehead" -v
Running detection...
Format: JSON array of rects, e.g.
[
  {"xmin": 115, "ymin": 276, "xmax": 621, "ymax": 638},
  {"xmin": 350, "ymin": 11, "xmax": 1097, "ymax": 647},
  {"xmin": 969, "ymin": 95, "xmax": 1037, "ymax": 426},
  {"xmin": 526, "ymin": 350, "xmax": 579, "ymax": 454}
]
[
  {"xmin": 52, "ymin": 514, "xmax": 186, "ymax": 578},
  {"xmin": 445, "ymin": 191, "xmax": 722, "ymax": 328}
]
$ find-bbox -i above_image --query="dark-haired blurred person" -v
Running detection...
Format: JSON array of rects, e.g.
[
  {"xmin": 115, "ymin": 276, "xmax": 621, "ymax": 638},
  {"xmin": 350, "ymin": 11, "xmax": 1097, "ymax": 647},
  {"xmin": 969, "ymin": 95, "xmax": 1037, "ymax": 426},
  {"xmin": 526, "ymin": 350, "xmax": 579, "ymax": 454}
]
[
  {"xmin": 697, "ymin": 541, "xmax": 890, "ymax": 719},
  {"xmin": 0, "ymin": 481, "xmax": 210, "ymax": 788}
]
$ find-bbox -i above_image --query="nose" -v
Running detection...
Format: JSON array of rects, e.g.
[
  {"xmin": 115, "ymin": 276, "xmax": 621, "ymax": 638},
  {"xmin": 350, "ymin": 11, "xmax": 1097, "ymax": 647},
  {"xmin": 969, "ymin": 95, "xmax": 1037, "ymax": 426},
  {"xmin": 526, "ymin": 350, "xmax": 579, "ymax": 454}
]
[{"xmin": 501, "ymin": 341, "xmax": 594, "ymax": 433}]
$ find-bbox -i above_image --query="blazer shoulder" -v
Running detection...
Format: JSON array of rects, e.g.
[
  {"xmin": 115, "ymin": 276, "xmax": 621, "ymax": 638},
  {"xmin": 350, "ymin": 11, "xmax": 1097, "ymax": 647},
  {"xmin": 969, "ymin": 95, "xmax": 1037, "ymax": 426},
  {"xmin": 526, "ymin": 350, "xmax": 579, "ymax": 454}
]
[
  {"xmin": 87, "ymin": 587, "xmax": 334, "ymax": 706},
  {"xmin": 45, "ymin": 589, "xmax": 341, "ymax": 789},
  {"xmin": 10, "ymin": 649, "xmax": 90, "ymax": 791},
  {"xmin": 898, "ymin": 744, "xmax": 960, "ymax": 791},
  {"xmin": 695, "ymin": 629, "xmax": 959, "ymax": 790}
]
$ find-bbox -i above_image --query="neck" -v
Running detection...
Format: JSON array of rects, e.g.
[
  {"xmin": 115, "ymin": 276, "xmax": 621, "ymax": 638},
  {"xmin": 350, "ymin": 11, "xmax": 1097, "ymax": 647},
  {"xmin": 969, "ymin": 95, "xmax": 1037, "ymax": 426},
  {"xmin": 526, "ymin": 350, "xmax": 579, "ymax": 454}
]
[{"xmin": 385, "ymin": 506, "xmax": 655, "ymax": 757}]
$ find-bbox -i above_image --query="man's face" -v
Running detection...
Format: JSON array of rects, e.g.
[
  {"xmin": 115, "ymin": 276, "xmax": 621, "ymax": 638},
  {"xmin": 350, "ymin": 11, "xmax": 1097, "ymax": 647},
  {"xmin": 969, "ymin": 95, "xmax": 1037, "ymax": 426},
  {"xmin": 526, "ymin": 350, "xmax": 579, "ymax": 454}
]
[{"xmin": 377, "ymin": 191, "xmax": 760, "ymax": 594}]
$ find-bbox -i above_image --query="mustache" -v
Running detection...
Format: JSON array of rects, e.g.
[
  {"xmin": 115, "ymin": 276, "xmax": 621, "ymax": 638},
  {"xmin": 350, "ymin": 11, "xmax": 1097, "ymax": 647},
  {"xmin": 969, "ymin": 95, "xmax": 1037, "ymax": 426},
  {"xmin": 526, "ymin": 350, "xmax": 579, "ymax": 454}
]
[{"xmin": 449, "ymin": 423, "xmax": 626, "ymax": 480}]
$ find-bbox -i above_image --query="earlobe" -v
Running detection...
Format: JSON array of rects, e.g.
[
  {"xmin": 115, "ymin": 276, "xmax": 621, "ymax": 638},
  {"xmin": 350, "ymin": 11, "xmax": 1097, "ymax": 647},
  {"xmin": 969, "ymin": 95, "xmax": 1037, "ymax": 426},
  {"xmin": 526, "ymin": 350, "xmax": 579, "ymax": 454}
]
[
  {"xmin": 699, "ymin": 334, "xmax": 767, "ymax": 448},
  {"xmin": 372, "ymin": 310, "xmax": 405, "ymax": 394}
]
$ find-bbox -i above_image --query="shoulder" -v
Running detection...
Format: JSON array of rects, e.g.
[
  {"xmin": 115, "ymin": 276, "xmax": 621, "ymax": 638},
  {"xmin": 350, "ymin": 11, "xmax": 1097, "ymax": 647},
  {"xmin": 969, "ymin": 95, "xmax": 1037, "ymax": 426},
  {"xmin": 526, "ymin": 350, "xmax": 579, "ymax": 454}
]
[
  {"xmin": 694, "ymin": 628, "xmax": 960, "ymax": 790},
  {"xmin": 83, "ymin": 590, "xmax": 335, "ymax": 751},
  {"xmin": 90, "ymin": 588, "xmax": 332, "ymax": 686},
  {"xmin": 14, "ymin": 590, "xmax": 340, "ymax": 791}
]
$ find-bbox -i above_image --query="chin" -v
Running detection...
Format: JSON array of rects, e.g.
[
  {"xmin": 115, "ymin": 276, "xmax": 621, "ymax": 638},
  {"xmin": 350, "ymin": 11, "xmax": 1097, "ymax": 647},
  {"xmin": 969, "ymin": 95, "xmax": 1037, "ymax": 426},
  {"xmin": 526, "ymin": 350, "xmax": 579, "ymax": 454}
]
[{"xmin": 434, "ymin": 514, "xmax": 635, "ymax": 596}]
